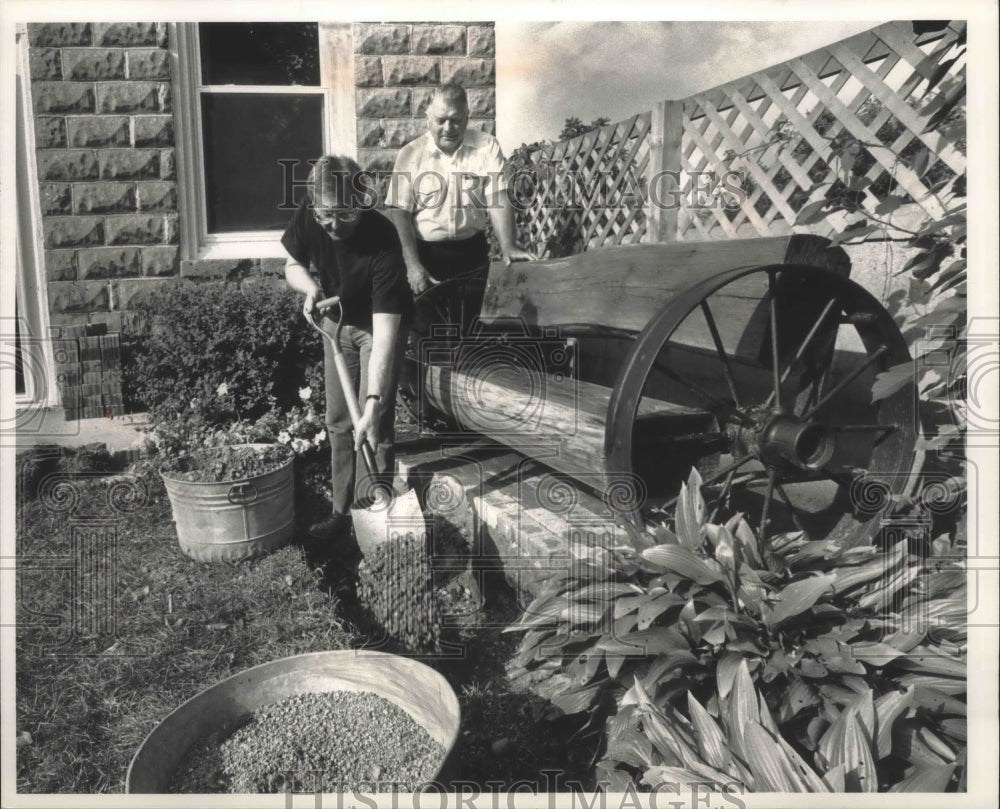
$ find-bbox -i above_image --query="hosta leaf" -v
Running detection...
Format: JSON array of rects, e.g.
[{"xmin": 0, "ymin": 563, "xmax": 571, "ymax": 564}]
[
  {"xmin": 641, "ymin": 649, "xmax": 698, "ymax": 689},
  {"xmin": 757, "ymin": 692, "xmax": 780, "ymax": 734},
  {"xmin": 856, "ymin": 563, "xmax": 920, "ymax": 611},
  {"xmin": 513, "ymin": 629, "xmax": 553, "ymax": 665},
  {"xmin": 613, "ymin": 594, "xmax": 648, "ymax": 619},
  {"xmin": 888, "ymin": 763, "xmax": 956, "ymax": 792},
  {"xmin": 783, "ymin": 678, "xmax": 820, "ymax": 720},
  {"xmin": 851, "ymin": 641, "xmax": 907, "ymax": 664},
  {"xmin": 573, "ymin": 582, "xmax": 641, "ymax": 600},
  {"xmin": 817, "ymin": 692, "xmax": 878, "ymax": 792},
  {"xmin": 938, "ymin": 717, "xmax": 967, "ymax": 743},
  {"xmin": 641, "ymin": 545, "xmax": 723, "ymax": 585},
  {"xmin": 675, "ymin": 468, "xmax": 706, "ymax": 550},
  {"xmin": 892, "ymin": 719, "xmax": 956, "ymax": 767},
  {"xmin": 686, "ymin": 692, "xmax": 733, "ymax": 773},
  {"xmin": 773, "ymin": 730, "xmax": 832, "ymax": 792},
  {"xmin": 891, "ymin": 647, "xmax": 966, "ymax": 678},
  {"xmin": 830, "ymin": 553, "xmax": 902, "ymax": 595},
  {"xmin": 643, "ymin": 765, "xmax": 726, "ymax": 791},
  {"xmin": 605, "ymin": 726, "xmax": 655, "ymax": 769},
  {"xmin": 595, "ymin": 626, "xmax": 689, "ymax": 656},
  {"xmin": 558, "ymin": 601, "xmax": 608, "ymax": 626},
  {"xmin": 637, "ymin": 591, "xmax": 683, "ymax": 630},
  {"xmin": 725, "ymin": 659, "xmax": 759, "ymax": 760},
  {"xmin": 509, "ymin": 593, "xmax": 569, "ymax": 629},
  {"xmin": 595, "ymin": 761, "xmax": 634, "ymax": 793},
  {"xmin": 874, "ymin": 687, "xmax": 913, "ymax": 759},
  {"xmin": 898, "ymin": 673, "xmax": 966, "ymax": 694},
  {"xmin": 821, "ymin": 763, "xmax": 847, "ymax": 791},
  {"xmin": 548, "ymin": 681, "xmax": 606, "ymax": 717},
  {"xmin": 566, "ymin": 651, "xmax": 603, "ymax": 686},
  {"xmin": 763, "ymin": 574, "xmax": 835, "ymax": 628},
  {"xmin": 912, "ymin": 686, "xmax": 966, "ymax": 715},
  {"xmin": 744, "ymin": 722, "xmax": 808, "ymax": 791},
  {"xmin": 716, "ymin": 651, "xmax": 745, "ymax": 700}
]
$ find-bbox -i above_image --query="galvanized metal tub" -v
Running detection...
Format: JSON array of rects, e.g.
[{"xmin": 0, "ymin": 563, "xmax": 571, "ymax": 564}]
[
  {"xmin": 159, "ymin": 443, "xmax": 295, "ymax": 563},
  {"xmin": 125, "ymin": 650, "xmax": 461, "ymax": 793}
]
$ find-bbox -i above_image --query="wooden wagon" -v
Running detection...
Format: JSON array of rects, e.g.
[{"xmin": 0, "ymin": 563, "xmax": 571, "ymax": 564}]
[{"xmin": 400, "ymin": 235, "xmax": 917, "ymax": 547}]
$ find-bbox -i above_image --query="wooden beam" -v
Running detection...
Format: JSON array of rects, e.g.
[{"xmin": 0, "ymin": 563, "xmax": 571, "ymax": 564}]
[{"xmin": 420, "ymin": 362, "xmax": 709, "ymax": 480}]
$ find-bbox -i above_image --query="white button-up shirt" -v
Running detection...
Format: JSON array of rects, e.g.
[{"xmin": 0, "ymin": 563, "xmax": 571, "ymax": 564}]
[{"xmin": 386, "ymin": 129, "xmax": 508, "ymax": 242}]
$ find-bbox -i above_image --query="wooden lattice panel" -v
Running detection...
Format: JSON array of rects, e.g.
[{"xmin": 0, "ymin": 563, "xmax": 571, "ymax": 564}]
[
  {"xmin": 676, "ymin": 20, "xmax": 966, "ymax": 241},
  {"xmin": 519, "ymin": 20, "xmax": 966, "ymax": 249},
  {"xmin": 521, "ymin": 113, "xmax": 651, "ymax": 257}
]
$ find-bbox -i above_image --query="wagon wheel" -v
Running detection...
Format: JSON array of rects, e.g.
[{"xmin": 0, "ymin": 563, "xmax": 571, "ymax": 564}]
[
  {"xmin": 399, "ymin": 273, "xmax": 489, "ymax": 429},
  {"xmin": 606, "ymin": 264, "xmax": 919, "ymax": 549}
]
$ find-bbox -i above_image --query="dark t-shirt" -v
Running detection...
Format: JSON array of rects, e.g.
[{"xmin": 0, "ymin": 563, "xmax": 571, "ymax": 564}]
[{"xmin": 281, "ymin": 201, "xmax": 413, "ymax": 329}]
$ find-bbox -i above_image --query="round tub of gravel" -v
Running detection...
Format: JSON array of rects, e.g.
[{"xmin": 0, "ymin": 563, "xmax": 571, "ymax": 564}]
[{"xmin": 126, "ymin": 650, "xmax": 460, "ymax": 794}]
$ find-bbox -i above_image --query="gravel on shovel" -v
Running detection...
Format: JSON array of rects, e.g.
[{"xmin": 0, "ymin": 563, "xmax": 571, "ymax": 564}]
[{"xmin": 169, "ymin": 690, "xmax": 445, "ymax": 793}]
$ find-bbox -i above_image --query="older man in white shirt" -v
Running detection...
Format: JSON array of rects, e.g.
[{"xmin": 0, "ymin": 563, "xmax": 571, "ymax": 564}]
[{"xmin": 384, "ymin": 83, "xmax": 534, "ymax": 318}]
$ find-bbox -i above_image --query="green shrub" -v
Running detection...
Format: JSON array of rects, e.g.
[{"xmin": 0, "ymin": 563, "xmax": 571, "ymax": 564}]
[{"xmin": 123, "ymin": 279, "xmax": 324, "ymax": 426}]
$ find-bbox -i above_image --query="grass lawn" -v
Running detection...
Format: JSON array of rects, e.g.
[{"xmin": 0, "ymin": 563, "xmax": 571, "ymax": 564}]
[{"xmin": 14, "ymin": 450, "xmax": 595, "ymax": 794}]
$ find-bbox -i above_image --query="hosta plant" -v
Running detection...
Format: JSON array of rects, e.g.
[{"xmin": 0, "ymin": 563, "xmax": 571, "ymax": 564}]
[{"xmin": 508, "ymin": 469, "xmax": 966, "ymax": 792}]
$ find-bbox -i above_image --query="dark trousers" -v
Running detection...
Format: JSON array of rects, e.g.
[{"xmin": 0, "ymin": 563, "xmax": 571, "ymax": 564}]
[{"xmin": 416, "ymin": 232, "xmax": 490, "ymax": 337}]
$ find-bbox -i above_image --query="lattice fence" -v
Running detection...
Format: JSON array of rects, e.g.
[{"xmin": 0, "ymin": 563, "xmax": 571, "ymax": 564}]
[
  {"xmin": 515, "ymin": 113, "xmax": 651, "ymax": 256},
  {"xmin": 519, "ymin": 20, "xmax": 966, "ymax": 252}
]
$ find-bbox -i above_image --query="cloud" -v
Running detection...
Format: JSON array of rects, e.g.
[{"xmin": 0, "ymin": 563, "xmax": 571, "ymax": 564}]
[{"xmin": 496, "ymin": 20, "xmax": 876, "ymax": 152}]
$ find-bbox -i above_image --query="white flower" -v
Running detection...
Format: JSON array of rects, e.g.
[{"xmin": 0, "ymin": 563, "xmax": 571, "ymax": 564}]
[
  {"xmin": 277, "ymin": 431, "xmax": 292, "ymax": 445},
  {"xmin": 291, "ymin": 438, "xmax": 310, "ymax": 455},
  {"xmin": 217, "ymin": 382, "xmax": 229, "ymax": 397},
  {"xmin": 299, "ymin": 386, "xmax": 313, "ymax": 402},
  {"xmin": 313, "ymin": 429, "xmax": 327, "ymax": 446}
]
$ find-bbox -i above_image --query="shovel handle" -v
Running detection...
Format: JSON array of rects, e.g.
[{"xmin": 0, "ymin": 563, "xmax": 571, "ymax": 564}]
[{"xmin": 305, "ymin": 300, "xmax": 379, "ymax": 478}]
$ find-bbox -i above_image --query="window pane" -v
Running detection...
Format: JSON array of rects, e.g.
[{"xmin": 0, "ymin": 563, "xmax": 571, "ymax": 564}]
[
  {"xmin": 199, "ymin": 23, "xmax": 319, "ymax": 86},
  {"xmin": 201, "ymin": 93, "xmax": 323, "ymax": 233}
]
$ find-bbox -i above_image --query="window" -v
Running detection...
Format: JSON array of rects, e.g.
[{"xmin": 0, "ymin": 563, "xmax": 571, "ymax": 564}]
[{"xmin": 173, "ymin": 22, "xmax": 355, "ymax": 258}]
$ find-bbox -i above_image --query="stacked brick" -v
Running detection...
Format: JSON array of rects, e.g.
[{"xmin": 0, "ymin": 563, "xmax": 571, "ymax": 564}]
[
  {"xmin": 50, "ymin": 325, "xmax": 125, "ymax": 420},
  {"xmin": 354, "ymin": 22, "xmax": 496, "ymax": 173},
  {"xmin": 28, "ymin": 25, "xmax": 177, "ymax": 324},
  {"xmin": 27, "ymin": 22, "xmax": 177, "ymax": 419}
]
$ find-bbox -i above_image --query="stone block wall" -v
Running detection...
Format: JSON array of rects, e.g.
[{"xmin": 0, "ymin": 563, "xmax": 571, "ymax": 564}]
[
  {"xmin": 353, "ymin": 22, "xmax": 496, "ymax": 173},
  {"xmin": 27, "ymin": 22, "xmax": 178, "ymax": 419},
  {"xmin": 29, "ymin": 22, "xmax": 178, "ymax": 338}
]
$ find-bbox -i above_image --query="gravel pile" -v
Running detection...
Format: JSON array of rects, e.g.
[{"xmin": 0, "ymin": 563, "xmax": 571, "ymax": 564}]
[
  {"xmin": 357, "ymin": 533, "xmax": 441, "ymax": 651},
  {"xmin": 170, "ymin": 690, "xmax": 445, "ymax": 793}
]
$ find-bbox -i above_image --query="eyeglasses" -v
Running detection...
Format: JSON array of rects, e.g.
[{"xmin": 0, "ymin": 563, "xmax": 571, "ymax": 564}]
[{"xmin": 312, "ymin": 207, "xmax": 361, "ymax": 224}]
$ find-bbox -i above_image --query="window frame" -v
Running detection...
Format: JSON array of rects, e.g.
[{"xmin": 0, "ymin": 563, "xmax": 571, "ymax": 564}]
[{"xmin": 172, "ymin": 22, "xmax": 356, "ymax": 260}]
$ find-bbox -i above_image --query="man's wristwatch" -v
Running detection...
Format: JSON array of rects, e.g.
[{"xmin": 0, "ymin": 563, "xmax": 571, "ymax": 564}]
[{"xmin": 365, "ymin": 394, "xmax": 382, "ymax": 406}]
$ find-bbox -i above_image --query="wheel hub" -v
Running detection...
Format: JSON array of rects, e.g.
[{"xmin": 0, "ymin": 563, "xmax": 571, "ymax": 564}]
[{"xmin": 727, "ymin": 407, "xmax": 837, "ymax": 472}]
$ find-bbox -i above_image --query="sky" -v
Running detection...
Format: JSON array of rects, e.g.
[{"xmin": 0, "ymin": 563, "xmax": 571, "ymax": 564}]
[{"xmin": 494, "ymin": 20, "xmax": 878, "ymax": 153}]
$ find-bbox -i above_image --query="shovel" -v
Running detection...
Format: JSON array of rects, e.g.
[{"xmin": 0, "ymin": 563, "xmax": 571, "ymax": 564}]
[{"xmin": 306, "ymin": 298, "xmax": 426, "ymax": 557}]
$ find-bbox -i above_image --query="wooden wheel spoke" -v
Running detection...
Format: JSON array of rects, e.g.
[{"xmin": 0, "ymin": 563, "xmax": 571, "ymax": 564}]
[
  {"xmin": 768, "ymin": 270, "xmax": 781, "ymax": 409},
  {"xmin": 766, "ymin": 296, "xmax": 839, "ymax": 407},
  {"xmin": 759, "ymin": 468, "xmax": 778, "ymax": 540},
  {"xmin": 662, "ymin": 455, "xmax": 754, "ymax": 511},
  {"xmin": 803, "ymin": 346, "xmax": 890, "ymax": 420},
  {"xmin": 653, "ymin": 359, "xmax": 750, "ymax": 424},
  {"xmin": 774, "ymin": 482, "xmax": 808, "ymax": 532},
  {"xmin": 700, "ymin": 300, "xmax": 742, "ymax": 408}
]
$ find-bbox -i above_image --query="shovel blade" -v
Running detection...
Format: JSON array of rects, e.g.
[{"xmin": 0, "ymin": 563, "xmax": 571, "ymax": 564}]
[{"xmin": 351, "ymin": 489, "xmax": 426, "ymax": 558}]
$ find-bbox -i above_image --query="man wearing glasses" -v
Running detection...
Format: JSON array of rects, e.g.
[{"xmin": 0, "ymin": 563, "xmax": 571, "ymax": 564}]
[{"xmin": 282, "ymin": 154, "xmax": 413, "ymax": 544}]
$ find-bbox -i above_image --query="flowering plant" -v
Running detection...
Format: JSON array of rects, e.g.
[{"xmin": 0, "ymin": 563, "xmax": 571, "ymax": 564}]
[
  {"xmin": 271, "ymin": 387, "xmax": 328, "ymax": 456},
  {"xmin": 146, "ymin": 386, "xmax": 328, "ymax": 461}
]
